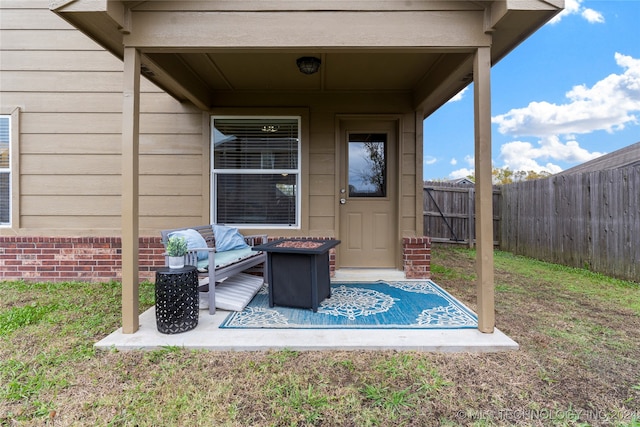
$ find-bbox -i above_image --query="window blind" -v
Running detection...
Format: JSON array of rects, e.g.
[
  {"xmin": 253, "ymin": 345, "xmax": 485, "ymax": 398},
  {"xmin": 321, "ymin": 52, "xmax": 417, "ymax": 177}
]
[{"xmin": 212, "ymin": 117, "xmax": 300, "ymax": 227}]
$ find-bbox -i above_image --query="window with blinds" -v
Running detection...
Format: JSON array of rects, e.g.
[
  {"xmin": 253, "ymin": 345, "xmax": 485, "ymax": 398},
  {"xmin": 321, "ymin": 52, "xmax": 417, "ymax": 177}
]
[
  {"xmin": 212, "ymin": 117, "xmax": 300, "ymax": 227},
  {"xmin": 0, "ymin": 115, "xmax": 10, "ymax": 225}
]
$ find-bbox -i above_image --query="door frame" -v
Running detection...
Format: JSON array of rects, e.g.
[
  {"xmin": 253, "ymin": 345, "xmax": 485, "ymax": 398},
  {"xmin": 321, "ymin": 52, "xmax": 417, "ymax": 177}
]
[{"xmin": 335, "ymin": 114, "xmax": 402, "ymax": 269}]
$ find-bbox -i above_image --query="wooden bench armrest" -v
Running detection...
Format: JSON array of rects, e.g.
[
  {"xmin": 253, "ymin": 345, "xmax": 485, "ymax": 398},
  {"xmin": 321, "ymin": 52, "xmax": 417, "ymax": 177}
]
[{"xmin": 243, "ymin": 234, "xmax": 268, "ymax": 246}]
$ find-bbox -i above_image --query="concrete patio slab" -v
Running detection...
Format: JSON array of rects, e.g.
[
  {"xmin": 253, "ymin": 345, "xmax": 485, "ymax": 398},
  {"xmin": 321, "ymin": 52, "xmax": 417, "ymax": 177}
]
[{"xmin": 95, "ymin": 270, "xmax": 519, "ymax": 352}]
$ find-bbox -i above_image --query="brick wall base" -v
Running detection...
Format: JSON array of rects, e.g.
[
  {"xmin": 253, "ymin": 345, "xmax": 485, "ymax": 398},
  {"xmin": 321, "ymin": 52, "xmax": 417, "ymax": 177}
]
[
  {"xmin": 0, "ymin": 235, "xmax": 430, "ymax": 282},
  {"xmin": 402, "ymin": 236, "xmax": 432, "ymax": 279},
  {"xmin": 0, "ymin": 236, "xmax": 164, "ymax": 283}
]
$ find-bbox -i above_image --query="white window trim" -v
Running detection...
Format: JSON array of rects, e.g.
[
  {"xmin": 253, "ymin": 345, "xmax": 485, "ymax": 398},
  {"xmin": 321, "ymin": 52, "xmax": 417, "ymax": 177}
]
[{"xmin": 210, "ymin": 115, "xmax": 302, "ymax": 229}]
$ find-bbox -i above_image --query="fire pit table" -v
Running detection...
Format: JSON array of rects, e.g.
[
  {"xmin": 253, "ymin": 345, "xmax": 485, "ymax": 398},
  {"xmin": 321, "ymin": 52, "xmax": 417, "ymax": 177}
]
[{"xmin": 254, "ymin": 238, "xmax": 340, "ymax": 312}]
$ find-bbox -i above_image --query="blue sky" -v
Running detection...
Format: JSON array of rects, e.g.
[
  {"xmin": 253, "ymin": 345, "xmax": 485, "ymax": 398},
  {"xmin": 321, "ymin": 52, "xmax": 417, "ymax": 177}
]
[{"xmin": 423, "ymin": 0, "xmax": 640, "ymax": 181}]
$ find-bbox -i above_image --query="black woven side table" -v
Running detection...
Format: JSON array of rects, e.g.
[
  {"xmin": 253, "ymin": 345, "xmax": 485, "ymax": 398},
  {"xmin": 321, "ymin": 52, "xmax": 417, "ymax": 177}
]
[{"xmin": 155, "ymin": 266, "xmax": 199, "ymax": 334}]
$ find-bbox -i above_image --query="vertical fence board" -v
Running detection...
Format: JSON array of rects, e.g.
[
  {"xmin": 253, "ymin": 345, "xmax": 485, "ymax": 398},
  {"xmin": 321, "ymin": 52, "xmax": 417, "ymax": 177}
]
[
  {"xmin": 497, "ymin": 165, "xmax": 639, "ymax": 282},
  {"xmin": 423, "ymin": 181, "xmax": 500, "ymax": 245},
  {"xmin": 424, "ymin": 167, "xmax": 639, "ymax": 282}
]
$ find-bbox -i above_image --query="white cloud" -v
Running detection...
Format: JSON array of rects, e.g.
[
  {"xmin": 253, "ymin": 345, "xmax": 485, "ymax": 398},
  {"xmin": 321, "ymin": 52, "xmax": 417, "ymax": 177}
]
[
  {"xmin": 498, "ymin": 136, "xmax": 605, "ymax": 173},
  {"xmin": 549, "ymin": 0, "xmax": 605, "ymax": 24},
  {"xmin": 447, "ymin": 87, "xmax": 469, "ymax": 103},
  {"xmin": 581, "ymin": 8, "xmax": 605, "ymax": 24},
  {"xmin": 450, "ymin": 158, "xmax": 457, "ymax": 166},
  {"xmin": 491, "ymin": 52, "xmax": 632, "ymax": 175},
  {"xmin": 448, "ymin": 155, "xmax": 476, "ymax": 178},
  {"xmin": 424, "ymin": 155, "xmax": 437, "ymax": 166},
  {"xmin": 492, "ymin": 53, "xmax": 640, "ymax": 137},
  {"xmin": 449, "ymin": 168, "xmax": 474, "ymax": 179}
]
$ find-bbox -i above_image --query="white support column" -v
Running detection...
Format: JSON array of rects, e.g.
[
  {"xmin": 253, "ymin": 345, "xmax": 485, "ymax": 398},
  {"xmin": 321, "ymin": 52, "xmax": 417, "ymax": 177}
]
[
  {"xmin": 473, "ymin": 46, "xmax": 495, "ymax": 333},
  {"xmin": 122, "ymin": 47, "xmax": 141, "ymax": 334}
]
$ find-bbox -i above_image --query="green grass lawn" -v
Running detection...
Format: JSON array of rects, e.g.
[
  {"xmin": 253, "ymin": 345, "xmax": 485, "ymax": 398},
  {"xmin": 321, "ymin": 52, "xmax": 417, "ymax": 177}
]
[{"xmin": 1, "ymin": 246, "xmax": 639, "ymax": 426}]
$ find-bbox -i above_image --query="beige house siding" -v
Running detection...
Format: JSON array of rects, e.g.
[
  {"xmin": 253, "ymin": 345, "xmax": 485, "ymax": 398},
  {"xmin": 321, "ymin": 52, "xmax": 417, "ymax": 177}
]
[
  {"xmin": 2, "ymin": 1, "xmax": 421, "ymax": 242},
  {"xmin": 1, "ymin": 0, "xmax": 207, "ymax": 236}
]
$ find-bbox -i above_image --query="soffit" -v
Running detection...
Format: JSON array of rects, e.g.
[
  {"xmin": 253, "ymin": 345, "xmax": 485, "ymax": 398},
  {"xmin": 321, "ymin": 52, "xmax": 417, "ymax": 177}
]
[
  {"xmin": 51, "ymin": 1, "xmax": 563, "ymax": 116},
  {"xmin": 147, "ymin": 51, "xmax": 444, "ymax": 93}
]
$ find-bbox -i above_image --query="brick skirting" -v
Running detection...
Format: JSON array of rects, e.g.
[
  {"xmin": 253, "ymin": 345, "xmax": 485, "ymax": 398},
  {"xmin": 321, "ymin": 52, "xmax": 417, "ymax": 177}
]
[
  {"xmin": 0, "ymin": 235, "xmax": 430, "ymax": 282},
  {"xmin": 402, "ymin": 236, "xmax": 432, "ymax": 279},
  {"xmin": 0, "ymin": 236, "xmax": 165, "ymax": 283}
]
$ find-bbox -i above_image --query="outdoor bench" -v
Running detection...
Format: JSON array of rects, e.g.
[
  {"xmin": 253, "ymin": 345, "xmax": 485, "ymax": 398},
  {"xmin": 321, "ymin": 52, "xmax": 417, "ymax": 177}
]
[{"xmin": 160, "ymin": 225, "xmax": 267, "ymax": 314}]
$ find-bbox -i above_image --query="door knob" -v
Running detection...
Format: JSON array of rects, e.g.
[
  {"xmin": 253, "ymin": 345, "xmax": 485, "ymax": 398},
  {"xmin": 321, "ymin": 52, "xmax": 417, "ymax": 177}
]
[{"xmin": 340, "ymin": 198, "xmax": 346, "ymax": 204}]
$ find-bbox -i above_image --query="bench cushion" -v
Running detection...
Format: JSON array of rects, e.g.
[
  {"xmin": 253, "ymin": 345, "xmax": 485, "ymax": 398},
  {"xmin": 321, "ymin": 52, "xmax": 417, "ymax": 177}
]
[
  {"xmin": 168, "ymin": 228, "xmax": 208, "ymax": 261},
  {"xmin": 212, "ymin": 225, "xmax": 250, "ymax": 251},
  {"xmin": 214, "ymin": 273, "xmax": 264, "ymax": 311},
  {"xmin": 197, "ymin": 246, "xmax": 260, "ymax": 270}
]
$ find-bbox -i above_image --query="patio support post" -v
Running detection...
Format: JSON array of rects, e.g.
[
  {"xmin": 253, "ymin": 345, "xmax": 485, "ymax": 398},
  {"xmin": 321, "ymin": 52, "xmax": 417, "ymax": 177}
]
[
  {"xmin": 473, "ymin": 46, "xmax": 495, "ymax": 333},
  {"xmin": 415, "ymin": 108, "xmax": 425, "ymax": 236},
  {"xmin": 121, "ymin": 47, "xmax": 141, "ymax": 334}
]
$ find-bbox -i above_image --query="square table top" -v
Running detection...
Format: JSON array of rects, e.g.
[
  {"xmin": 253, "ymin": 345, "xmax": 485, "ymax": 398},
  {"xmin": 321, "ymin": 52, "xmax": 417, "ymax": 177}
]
[{"xmin": 254, "ymin": 238, "xmax": 340, "ymax": 254}]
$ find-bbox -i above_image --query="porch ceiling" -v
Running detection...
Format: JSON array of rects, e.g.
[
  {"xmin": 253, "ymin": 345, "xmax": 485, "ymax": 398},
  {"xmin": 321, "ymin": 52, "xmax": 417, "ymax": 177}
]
[
  {"xmin": 51, "ymin": 0, "xmax": 563, "ymax": 116},
  {"xmin": 143, "ymin": 49, "xmax": 468, "ymax": 97}
]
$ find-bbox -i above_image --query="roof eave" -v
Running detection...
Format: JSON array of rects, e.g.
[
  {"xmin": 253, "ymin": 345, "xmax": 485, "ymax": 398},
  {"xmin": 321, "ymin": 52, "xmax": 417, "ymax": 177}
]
[
  {"xmin": 50, "ymin": 1, "xmax": 211, "ymax": 108},
  {"xmin": 51, "ymin": 1, "xmax": 564, "ymax": 114},
  {"xmin": 418, "ymin": 1, "xmax": 564, "ymax": 117},
  {"xmin": 50, "ymin": 0, "xmax": 127, "ymax": 59}
]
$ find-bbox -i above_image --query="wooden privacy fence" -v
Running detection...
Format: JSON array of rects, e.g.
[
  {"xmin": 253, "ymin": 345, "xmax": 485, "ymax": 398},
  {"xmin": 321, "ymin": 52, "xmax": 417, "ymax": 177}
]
[
  {"xmin": 424, "ymin": 167, "xmax": 639, "ymax": 282},
  {"xmin": 500, "ymin": 165, "xmax": 640, "ymax": 282},
  {"xmin": 422, "ymin": 181, "xmax": 501, "ymax": 247}
]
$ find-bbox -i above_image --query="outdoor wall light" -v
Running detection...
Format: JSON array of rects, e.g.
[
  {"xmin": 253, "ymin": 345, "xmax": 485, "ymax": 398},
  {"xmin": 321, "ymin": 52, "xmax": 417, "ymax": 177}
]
[{"xmin": 296, "ymin": 56, "xmax": 321, "ymax": 75}]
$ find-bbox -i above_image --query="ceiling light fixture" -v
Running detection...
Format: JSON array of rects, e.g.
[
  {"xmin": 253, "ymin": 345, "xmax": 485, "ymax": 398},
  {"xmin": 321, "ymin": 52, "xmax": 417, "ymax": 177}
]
[{"xmin": 296, "ymin": 56, "xmax": 321, "ymax": 75}]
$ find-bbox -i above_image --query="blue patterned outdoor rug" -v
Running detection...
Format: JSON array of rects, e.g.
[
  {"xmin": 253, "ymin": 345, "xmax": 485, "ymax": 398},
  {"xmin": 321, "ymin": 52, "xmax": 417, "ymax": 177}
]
[{"xmin": 219, "ymin": 280, "xmax": 477, "ymax": 329}]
